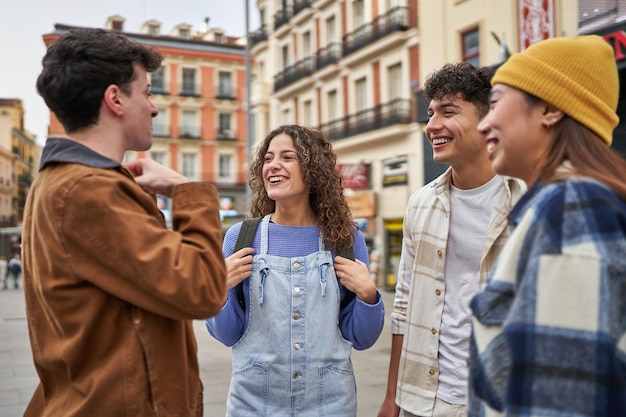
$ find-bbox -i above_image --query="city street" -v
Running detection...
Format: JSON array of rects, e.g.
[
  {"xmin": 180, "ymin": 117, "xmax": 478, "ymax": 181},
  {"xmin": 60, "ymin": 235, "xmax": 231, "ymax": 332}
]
[{"xmin": 0, "ymin": 286, "xmax": 395, "ymax": 417}]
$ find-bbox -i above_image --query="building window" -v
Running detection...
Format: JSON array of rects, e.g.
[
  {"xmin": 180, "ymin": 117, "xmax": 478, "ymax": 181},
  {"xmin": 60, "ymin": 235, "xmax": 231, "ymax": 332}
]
[
  {"xmin": 303, "ymin": 31, "xmax": 311, "ymax": 57},
  {"xmin": 282, "ymin": 109, "xmax": 292, "ymax": 124},
  {"xmin": 111, "ymin": 20, "xmax": 123, "ymax": 32},
  {"xmin": 303, "ymin": 100, "xmax": 312, "ymax": 126},
  {"xmin": 148, "ymin": 24, "xmax": 160, "ymax": 36},
  {"xmin": 388, "ymin": 63, "xmax": 402, "ymax": 99},
  {"xmin": 152, "ymin": 108, "xmax": 169, "ymax": 137},
  {"xmin": 151, "ymin": 66, "xmax": 167, "ymax": 94},
  {"xmin": 353, "ymin": 0, "xmax": 365, "ymax": 27},
  {"xmin": 326, "ymin": 16, "xmax": 336, "ymax": 43},
  {"xmin": 179, "ymin": 28, "xmax": 190, "ymax": 39},
  {"xmin": 218, "ymin": 113, "xmax": 233, "ymax": 138},
  {"xmin": 219, "ymin": 154, "xmax": 233, "ymax": 180},
  {"xmin": 182, "ymin": 153, "xmax": 198, "ymax": 180},
  {"xmin": 150, "ymin": 151, "xmax": 166, "ymax": 166},
  {"xmin": 462, "ymin": 28, "xmax": 480, "ymax": 66},
  {"xmin": 181, "ymin": 110, "xmax": 199, "ymax": 138},
  {"xmin": 181, "ymin": 68, "xmax": 197, "ymax": 96},
  {"xmin": 282, "ymin": 45, "xmax": 290, "ymax": 68},
  {"xmin": 327, "ymin": 90, "xmax": 338, "ymax": 122},
  {"xmin": 355, "ymin": 78, "xmax": 367, "ymax": 112},
  {"xmin": 218, "ymin": 71, "xmax": 233, "ymax": 98}
]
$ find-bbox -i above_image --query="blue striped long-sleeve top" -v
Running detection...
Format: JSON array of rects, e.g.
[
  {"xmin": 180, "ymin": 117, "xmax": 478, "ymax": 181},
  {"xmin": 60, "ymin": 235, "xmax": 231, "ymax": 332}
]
[{"xmin": 206, "ymin": 221, "xmax": 385, "ymax": 350}]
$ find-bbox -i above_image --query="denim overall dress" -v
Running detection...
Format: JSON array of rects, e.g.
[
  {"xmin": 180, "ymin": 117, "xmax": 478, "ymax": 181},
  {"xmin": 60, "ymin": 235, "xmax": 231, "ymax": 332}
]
[{"xmin": 225, "ymin": 214, "xmax": 356, "ymax": 417}]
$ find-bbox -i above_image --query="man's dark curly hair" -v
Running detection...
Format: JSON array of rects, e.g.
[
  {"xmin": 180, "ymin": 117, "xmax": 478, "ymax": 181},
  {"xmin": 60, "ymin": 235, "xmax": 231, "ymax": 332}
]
[
  {"xmin": 37, "ymin": 28, "xmax": 162, "ymax": 134},
  {"xmin": 249, "ymin": 125, "xmax": 356, "ymax": 252},
  {"xmin": 421, "ymin": 62, "xmax": 494, "ymax": 118}
]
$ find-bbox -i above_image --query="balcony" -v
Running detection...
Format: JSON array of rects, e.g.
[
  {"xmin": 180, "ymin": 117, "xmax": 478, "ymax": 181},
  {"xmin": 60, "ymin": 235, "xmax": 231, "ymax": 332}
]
[
  {"xmin": 179, "ymin": 83, "xmax": 200, "ymax": 97},
  {"xmin": 217, "ymin": 129, "xmax": 237, "ymax": 141},
  {"xmin": 249, "ymin": 24, "xmax": 268, "ymax": 47},
  {"xmin": 18, "ymin": 174, "xmax": 32, "ymax": 187},
  {"xmin": 293, "ymin": 0, "xmax": 313, "ymax": 16},
  {"xmin": 215, "ymin": 87, "xmax": 236, "ymax": 100},
  {"xmin": 180, "ymin": 125, "xmax": 201, "ymax": 139},
  {"xmin": 274, "ymin": 7, "xmax": 292, "ymax": 31},
  {"xmin": 319, "ymin": 98, "xmax": 411, "ymax": 141},
  {"xmin": 316, "ymin": 42, "xmax": 342, "ymax": 72},
  {"xmin": 343, "ymin": 6, "xmax": 409, "ymax": 57},
  {"xmin": 274, "ymin": 56, "xmax": 316, "ymax": 92},
  {"xmin": 150, "ymin": 85, "xmax": 169, "ymax": 95}
]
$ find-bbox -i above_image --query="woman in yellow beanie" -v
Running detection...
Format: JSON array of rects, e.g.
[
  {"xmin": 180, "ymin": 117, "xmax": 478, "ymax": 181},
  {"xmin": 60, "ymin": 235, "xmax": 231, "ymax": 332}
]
[{"xmin": 468, "ymin": 35, "xmax": 626, "ymax": 417}]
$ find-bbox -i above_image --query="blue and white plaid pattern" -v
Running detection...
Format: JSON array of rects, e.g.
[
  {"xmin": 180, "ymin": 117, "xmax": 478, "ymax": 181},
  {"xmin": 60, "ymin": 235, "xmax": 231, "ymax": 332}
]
[{"xmin": 469, "ymin": 175, "xmax": 626, "ymax": 417}]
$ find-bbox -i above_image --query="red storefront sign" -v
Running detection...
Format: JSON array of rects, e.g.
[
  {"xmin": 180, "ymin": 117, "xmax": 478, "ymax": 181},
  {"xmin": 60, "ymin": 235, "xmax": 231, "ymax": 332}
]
[
  {"xmin": 603, "ymin": 30, "xmax": 626, "ymax": 63},
  {"xmin": 338, "ymin": 163, "xmax": 370, "ymax": 190}
]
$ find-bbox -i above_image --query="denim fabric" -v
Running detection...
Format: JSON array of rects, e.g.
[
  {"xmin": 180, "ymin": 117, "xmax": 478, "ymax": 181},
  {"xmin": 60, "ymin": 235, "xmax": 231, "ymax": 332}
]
[{"xmin": 226, "ymin": 215, "xmax": 356, "ymax": 417}]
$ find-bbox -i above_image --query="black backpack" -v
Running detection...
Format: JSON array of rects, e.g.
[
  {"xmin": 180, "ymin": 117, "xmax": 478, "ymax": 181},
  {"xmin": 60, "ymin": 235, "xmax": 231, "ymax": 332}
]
[{"xmin": 233, "ymin": 217, "xmax": 356, "ymax": 310}]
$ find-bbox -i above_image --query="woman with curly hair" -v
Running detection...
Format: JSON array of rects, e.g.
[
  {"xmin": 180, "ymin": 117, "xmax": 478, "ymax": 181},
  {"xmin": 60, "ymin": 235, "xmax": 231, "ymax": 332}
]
[{"xmin": 206, "ymin": 125, "xmax": 385, "ymax": 416}]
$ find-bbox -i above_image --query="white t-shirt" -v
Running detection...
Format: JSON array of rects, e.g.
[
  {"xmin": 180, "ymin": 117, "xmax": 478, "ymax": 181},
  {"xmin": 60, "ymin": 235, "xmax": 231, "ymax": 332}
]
[{"xmin": 437, "ymin": 175, "xmax": 503, "ymax": 404}]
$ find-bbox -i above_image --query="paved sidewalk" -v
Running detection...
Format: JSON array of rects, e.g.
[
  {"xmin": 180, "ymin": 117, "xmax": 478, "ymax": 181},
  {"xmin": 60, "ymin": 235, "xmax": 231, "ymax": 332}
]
[{"xmin": 0, "ymin": 287, "xmax": 395, "ymax": 417}]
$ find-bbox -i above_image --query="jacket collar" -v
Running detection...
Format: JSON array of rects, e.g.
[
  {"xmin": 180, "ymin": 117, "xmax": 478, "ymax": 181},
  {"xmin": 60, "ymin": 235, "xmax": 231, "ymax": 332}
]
[{"xmin": 39, "ymin": 137, "xmax": 120, "ymax": 171}]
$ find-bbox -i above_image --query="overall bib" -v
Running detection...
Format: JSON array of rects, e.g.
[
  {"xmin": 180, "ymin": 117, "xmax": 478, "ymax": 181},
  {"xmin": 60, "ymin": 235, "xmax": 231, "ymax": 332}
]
[{"xmin": 226, "ymin": 214, "xmax": 356, "ymax": 417}]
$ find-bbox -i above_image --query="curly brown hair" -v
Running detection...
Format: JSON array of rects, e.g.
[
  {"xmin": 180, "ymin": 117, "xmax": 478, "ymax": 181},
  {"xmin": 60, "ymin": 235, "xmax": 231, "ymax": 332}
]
[
  {"xmin": 422, "ymin": 62, "xmax": 494, "ymax": 119},
  {"xmin": 249, "ymin": 125, "xmax": 356, "ymax": 251}
]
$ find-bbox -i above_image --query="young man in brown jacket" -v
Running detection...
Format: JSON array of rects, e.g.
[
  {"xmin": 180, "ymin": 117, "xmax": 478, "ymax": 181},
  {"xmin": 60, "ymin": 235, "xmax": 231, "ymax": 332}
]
[{"xmin": 23, "ymin": 28, "xmax": 227, "ymax": 416}]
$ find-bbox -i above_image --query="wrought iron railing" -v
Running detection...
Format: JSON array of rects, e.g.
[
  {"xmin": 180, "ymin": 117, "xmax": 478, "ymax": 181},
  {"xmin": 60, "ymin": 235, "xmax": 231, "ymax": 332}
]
[
  {"xmin": 249, "ymin": 24, "xmax": 268, "ymax": 47},
  {"xmin": 293, "ymin": 0, "xmax": 313, "ymax": 16},
  {"xmin": 318, "ymin": 98, "xmax": 411, "ymax": 141},
  {"xmin": 343, "ymin": 7, "xmax": 409, "ymax": 57},
  {"xmin": 316, "ymin": 42, "xmax": 342, "ymax": 71},
  {"xmin": 274, "ymin": 7, "xmax": 292, "ymax": 31},
  {"xmin": 274, "ymin": 56, "xmax": 316, "ymax": 91}
]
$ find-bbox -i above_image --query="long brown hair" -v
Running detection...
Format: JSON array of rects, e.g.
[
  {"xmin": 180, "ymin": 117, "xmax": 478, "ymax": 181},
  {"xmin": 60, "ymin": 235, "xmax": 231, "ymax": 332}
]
[
  {"xmin": 536, "ymin": 114, "xmax": 626, "ymax": 201},
  {"xmin": 248, "ymin": 125, "xmax": 356, "ymax": 251}
]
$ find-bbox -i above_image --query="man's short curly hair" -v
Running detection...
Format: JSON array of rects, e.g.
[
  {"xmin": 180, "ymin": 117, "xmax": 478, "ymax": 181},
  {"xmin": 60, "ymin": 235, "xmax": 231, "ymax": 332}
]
[{"xmin": 421, "ymin": 62, "xmax": 494, "ymax": 118}]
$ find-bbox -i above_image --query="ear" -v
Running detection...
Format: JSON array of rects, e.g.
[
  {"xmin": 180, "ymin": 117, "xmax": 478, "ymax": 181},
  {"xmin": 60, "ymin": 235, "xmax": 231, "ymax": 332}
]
[
  {"xmin": 103, "ymin": 84, "xmax": 124, "ymax": 116},
  {"xmin": 540, "ymin": 103, "xmax": 564, "ymax": 129}
]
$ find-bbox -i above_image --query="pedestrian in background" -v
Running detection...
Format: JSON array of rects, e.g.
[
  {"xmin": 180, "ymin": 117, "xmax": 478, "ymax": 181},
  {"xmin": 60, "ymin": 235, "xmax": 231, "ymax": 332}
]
[
  {"xmin": 378, "ymin": 63, "xmax": 525, "ymax": 417},
  {"xmin": 471, "ymin": 35, "xmax": 626, "ymax": 416},
  {"xmin": 207, "ymin": 125, "xmax": 385, "ymax": 416},
  {"xmin": 7, "ymin": 253, "xmax": 21, "ymax": 289},
  {"xmin": 23, "ymin": 27, "xmax": 227, "ymax": 417}
]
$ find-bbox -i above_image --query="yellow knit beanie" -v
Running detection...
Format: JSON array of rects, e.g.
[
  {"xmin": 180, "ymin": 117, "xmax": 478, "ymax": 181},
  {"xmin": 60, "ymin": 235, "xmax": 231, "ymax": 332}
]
[{"xmin": 492, "ymin": 35, "xmax": 619, "ymax": 145}]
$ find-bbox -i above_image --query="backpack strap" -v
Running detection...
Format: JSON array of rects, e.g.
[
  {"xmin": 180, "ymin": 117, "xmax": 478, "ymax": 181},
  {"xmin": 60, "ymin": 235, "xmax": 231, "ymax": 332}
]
[
  {"xmin": 337, "ymin": 243, "xmax": 357, "ymax": 310},
  {"xmin": 234, "ymin": 218, "xmax": 261, "ymax": 310},
  {"xmin": 234, "ymin": 217, "xmax": 262, "ymax": 252},
  {"xmin": 233, "ymin": 218, "xmax": 358, "ymax": 311}
]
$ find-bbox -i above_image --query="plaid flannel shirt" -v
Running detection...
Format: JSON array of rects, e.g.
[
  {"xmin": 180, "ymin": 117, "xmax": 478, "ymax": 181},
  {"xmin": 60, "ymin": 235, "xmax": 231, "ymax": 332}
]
[
  {"xmin": 391, "ymin": 168, "xmax": 525, "ymax": 415},
  {"xmin": 469, "ymin": 174, "xmax": 626, "ymax": 417}
]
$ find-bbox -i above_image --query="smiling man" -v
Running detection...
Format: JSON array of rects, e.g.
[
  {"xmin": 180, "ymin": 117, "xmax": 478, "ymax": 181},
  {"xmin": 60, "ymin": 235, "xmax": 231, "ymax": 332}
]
[{"xmin": 378, "ymin": 62, "xmax": 525, "ymax": 417}]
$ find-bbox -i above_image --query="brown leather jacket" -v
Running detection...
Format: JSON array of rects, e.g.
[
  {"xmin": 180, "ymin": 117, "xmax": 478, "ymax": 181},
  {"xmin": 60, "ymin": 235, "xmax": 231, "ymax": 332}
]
[{"xmin": 22, "ymin": 139, "xmax": 226, "ymax": 416}]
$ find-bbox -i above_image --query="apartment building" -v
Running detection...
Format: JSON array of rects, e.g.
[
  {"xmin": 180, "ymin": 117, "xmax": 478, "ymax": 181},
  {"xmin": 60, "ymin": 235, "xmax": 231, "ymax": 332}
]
[
  {"xmin": 248, "ymin": 0, "xmax": 579, "ymax": 286},
  {"xmin": 42, "ymin": 16, "xmax": 249, "ymax": 225},
  {"xmin": 0, "ymin": 99, "xmax": 40, "ymax": 258},
  {"xmin": 0, "ymin": 99, "xmax": 40, "ymax": 226}
]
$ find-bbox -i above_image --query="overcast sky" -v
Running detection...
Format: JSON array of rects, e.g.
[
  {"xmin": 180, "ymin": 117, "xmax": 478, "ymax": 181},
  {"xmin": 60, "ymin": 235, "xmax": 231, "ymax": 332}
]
[{"xmin": 0, "ymin": 0, "xmax": 259, "ymax": 144}]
